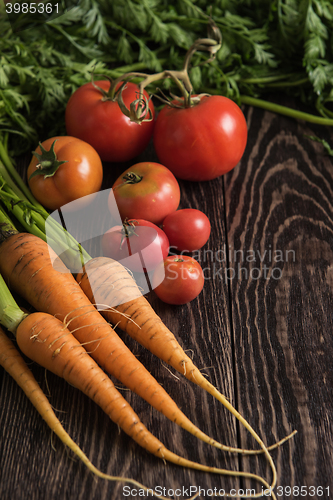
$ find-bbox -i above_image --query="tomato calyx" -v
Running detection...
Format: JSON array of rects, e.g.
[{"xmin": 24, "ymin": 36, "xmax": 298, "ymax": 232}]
[
  {"xmin": 29, "ymin": 140, "xmax": 68, "ymax": 180},
  {"xmin": 118, "ymin": 220, "xmax": 139, "ymax": 249},
  {"xmin": 117, "ymin": 85, "xmax": 154, "ymax": 124},
  {"xmin": 112, "ymin": 172, "xmax": 144, "ymax": 191},
  {"xmin": 90, "ymin": 70, "xmax": 153, "ymax": 124},
  {"xmin": 154, "ymin": 89, "xmax": 211, "ymax": 110},
  {"xmin": 122, "ymin": 172, "xmax": 143, "ymax": 185}
]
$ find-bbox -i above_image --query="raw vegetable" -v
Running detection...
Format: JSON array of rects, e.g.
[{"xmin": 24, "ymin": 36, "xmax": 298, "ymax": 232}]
[
  {"xmin": 65, "ymin": 80, "xmax": 155, "ymax": 162},
  {"xmin": 0, "ymin": 277, "xmax": 271, "ymax": 494},
  {"xmin": 27, "ymin": 136, "xmax": 103, "ymax": 210},
  {"xmin": 0, "ymin": 326, "xmax": 118, "ymax": 484},
  {"xmin": 154, "ymin": 95, "xmax": 248, "ymax": 181},
  {"xmin": 163, "ymin": 209, "xmax": 211, "ymax": 253},
  {"xmin": 111, "ymin": 162, "xmax": 180, "ymax": 225},
  {"xmin": 102, "ymin": 219, "xmax": 169, "ymax": 273},
  {"xmin": 153, "ymin": 255, "xmax": 205, "ymax": 305},
  {"xmin": 0, "ymin": 326, "xmax": 184, "ymax": 499}
]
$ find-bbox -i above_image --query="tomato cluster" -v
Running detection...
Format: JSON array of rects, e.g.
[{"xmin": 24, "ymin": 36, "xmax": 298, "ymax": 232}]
[
  {"xmin": 27, "ymin": 72, "xmax": 247, "ymax": 305},
  {"xmin": 100, "ymin": 159, "xmax": 212, "ymax": 304}
]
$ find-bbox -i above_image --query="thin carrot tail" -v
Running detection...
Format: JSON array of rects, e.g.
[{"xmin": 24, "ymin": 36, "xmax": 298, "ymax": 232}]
[
  {"xmin": 76, "ymin": 257, "xmax": 299, "ymax": 494},
  {"xmin": 77, "ymin": 257, "xmax": 296, "ymax": 458}
]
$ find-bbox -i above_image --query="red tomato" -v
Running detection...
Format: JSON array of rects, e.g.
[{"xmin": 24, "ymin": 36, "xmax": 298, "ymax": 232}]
[
  {"xmin": 111, "ymin": 162, "xmax": 180, "ymax": 226},
  {"xmin": 153, "ymin": 95, "xmax": 248, "ymax": 181},
  {"xmin": 65, "ymin": 80, "xmax": 155, "ymax": 163},
  {"xmin": 102, "ymin": 219, "xmax": 169, "ymax": 273},
  {"xmin": 27, "ymin": 136, "xmax": 103, "ymax": 211},
  {"xmin": 153, "ymin": 255, "xmax": 204, "ymax": 305},
  {"xmin": 162, "ymin": 209, "xmax": 211, "ymax": 252}
]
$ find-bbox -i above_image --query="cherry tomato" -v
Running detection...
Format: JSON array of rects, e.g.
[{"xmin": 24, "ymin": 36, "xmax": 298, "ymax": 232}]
[
  {"xmin": 153, "ymin": 95, "xmax": 248, "ymax": 181},
  {"xmin": 162, "ymin": 209, "xmax": 211, "ymax": 252},
  {"xmin": 65, "ymin": 80, "xmax": 155, "ymax": 163},
  {"xmin": 102, "ymin": 219, "xmax": 169, "ymax": 273},
  {"xmin": 27, "ymin": 136, "xmax": 103, "ymax": 211},
  {"xmin": 111, "ymin": 162, "xmax": 180, "ymax": 226},
  {"xmin": 153, "ymin": 255, "xmax": 204, "ymax": 305}
]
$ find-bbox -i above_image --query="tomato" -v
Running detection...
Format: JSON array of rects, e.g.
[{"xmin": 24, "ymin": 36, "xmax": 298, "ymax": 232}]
[
  {"xmin": 101, "ymin": 219, "xmax": 169, "ymax": 273},
  {"xmin": 27, "ymin": 136, "xmax": 103, "ymax": 211},
  {"xmin": 111, "ymin": 162, "xmax": 180, "ymax": 226},
  {"xmin": 153, "ymin": 255, "xmax": 204, "ymax": 305},
  {"xmin": 162, "ymin": 209, "xmax": 211, "ymax": 253},
  {"xmin": 65, "ymin": 80, "xmax": 155, "ymax": 163},
  {"xmin": 153, "ymin": 95, "xmax": 248, "ymax": 181}
]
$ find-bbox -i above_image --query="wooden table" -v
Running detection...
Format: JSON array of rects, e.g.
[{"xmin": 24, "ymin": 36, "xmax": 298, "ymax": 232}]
[{"xmin": 1, "ymin": 97, "xmax": 332, "ymax": 500}]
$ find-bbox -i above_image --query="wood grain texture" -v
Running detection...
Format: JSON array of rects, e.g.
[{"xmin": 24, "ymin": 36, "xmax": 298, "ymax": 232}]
[
  {"xmin": 224, "ymin": 103, "xmax": 333, "ymax": 493},
  {"xmin": 1, "ymin": 97, "xmax": 333, "ymax": 499}
]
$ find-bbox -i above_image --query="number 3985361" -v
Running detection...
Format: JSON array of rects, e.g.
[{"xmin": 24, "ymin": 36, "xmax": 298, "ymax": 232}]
[{"xmin": 5, "ymin": 2, "xmax": 59, "ymax": 14}]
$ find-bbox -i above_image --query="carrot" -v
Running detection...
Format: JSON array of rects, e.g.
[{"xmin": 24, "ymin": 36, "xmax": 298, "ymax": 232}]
[
  {"xmin": 77, "ymin": 256, "xmax": 296, "ymax": 456},
  {"xmin": 0, "ymin": 230, "xmax": 272, "ymax": 460},
  {"xmin": 0, "ymin": 326, "xmax": 178, "ymax": 500},
  {"xmin": 14, "ymin": 313, "xmax": 233, "ymax": 474},
  {"xmin": 0, "ymin": 295, "xmax": 274, "ymax": 498}
]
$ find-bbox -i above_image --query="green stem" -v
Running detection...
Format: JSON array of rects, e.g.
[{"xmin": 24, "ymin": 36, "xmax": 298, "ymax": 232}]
[
  {"xmin": 241, "ymin": 73, "xmax": 303, "ymax": 84},
  {"xmin": 264, "ymin": 78, "xmax": 309, "ymax": 88},
  {"xmin": 239, "ymin": 95, "xmax": 333, "ymax": 125},
  {"xmin": 0, "ymin": 206, "xmax": 18, "ymax": 243},
  {"xmin": 0, "ymin": 141, "xmax": 46, "ymax": 212},
  {"xmin": 202, "ymin": 89, "xmax": 333, "ymax": 126},
  {"xmin": 0, "ymin": 187, "xmax": 52, "ymax": 245},
  {"xmin": 241, "ymin": 76, "xmax": 309, "ymax": 88},
  {"xmin": 0, "ymin": 273, "xmax": 26, "ymax": 334},
  {"xmin": 0, "ymin": 211, "xmax": 27, "ymax": 333}
]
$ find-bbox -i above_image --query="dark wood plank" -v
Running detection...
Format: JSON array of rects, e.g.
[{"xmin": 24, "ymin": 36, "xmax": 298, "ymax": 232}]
[{"xmin": 224, "ymin": 102, "xmax": 333, "ymax": 494}]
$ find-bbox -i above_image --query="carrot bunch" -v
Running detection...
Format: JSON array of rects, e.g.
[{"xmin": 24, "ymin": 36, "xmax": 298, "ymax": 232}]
[
  {"xmin": 0, "ymin": 231, "xmax": 277, "ymax": 499},
  {"xmin": 0, "ymin": 139, "xmax": 296, "ymax": 498}
]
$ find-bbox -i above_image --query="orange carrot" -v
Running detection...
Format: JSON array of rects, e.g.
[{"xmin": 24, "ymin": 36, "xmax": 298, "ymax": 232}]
[
  {"xmin": 0, "ymin": 317, "xmax": 274, "ymax": 498},
  {"xmin": 0, "ymin": 325, "xmax": 172, "ymax": 498},
  {"xmin": 0, "ymin": 231, "xmax": 260, "ymax": 456},
  {"xmin": 77, "ymin": 257, "xmax": 296, "ymax": 458}
]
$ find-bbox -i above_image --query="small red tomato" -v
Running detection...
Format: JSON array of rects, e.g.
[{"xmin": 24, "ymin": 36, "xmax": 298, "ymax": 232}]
[
  {"xmin": 65, "ymin": 80, "xmax": 155, "ymax": 163},
  {"xmin": 162, "ymin": 209, "xmax": 211, "ymax": 252},
  {"xmin": 27, "ymin": 136, "xmax": 103, "ymax": 211},
  {"xmin": 102, "ymin": 219, "xmax": 169, "ymax": 273},
  {"xmin": 111, "ymin": 162, "xmax": 180, "ymax": 226},
  {"xmin": 153, "ymin": 255, "xmax": 204, "ymax": 305}
]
